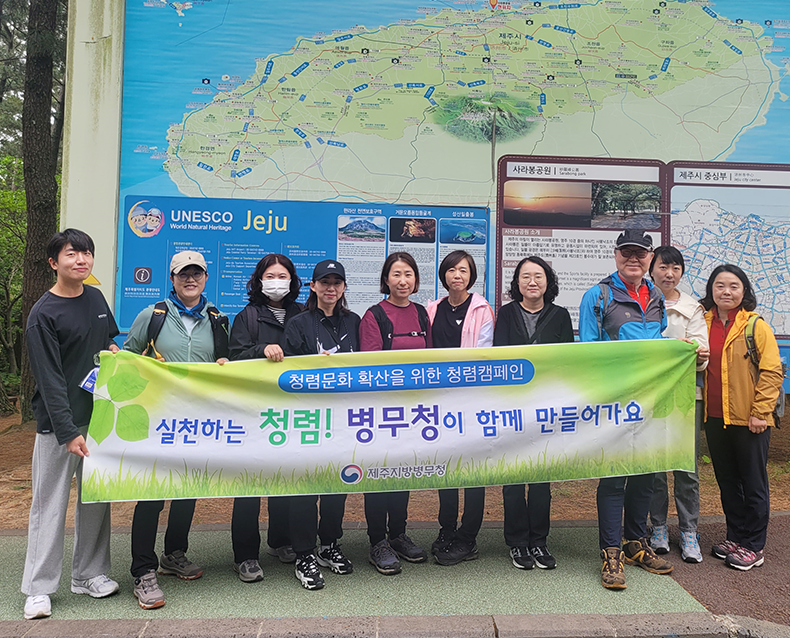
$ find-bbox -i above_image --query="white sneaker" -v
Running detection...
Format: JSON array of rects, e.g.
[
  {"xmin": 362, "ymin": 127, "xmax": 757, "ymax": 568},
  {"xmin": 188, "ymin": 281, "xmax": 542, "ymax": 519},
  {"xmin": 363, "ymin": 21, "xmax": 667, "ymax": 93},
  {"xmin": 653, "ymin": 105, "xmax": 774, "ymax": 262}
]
[
  {"xmin": 680, "ymin": 530, "xmax": 703, "ymax": 563},
  {"xmin": 24, "ymin": 595, "xmax": 51, "ymax": 620},
  {"xmin": 649, "ymin": 525, "xmax": 670, "ymax": 554},
  {"xmin": 71, "ymin": 573, "xmax": 120, "ymax": 598}
]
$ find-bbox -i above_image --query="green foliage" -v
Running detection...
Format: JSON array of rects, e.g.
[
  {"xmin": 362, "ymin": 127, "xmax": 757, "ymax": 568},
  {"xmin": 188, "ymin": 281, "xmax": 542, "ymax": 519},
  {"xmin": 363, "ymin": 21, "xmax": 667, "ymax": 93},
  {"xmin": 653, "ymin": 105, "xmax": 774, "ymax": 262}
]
[
  {"xmin": 432, "ymin": 96, "xmax": 537, "ymax": 143},
  {"xmin": 107, "ymin": 364, "xmax": 149, "ymax": 401},
  {"xmin": 0, "ymin": 156, "xmax": 25, "ymax": 374},
  {"xmin": 115, "ymin": 404, "xmax": 150, "ymax": 442},
  {"xmin": 89, "ymin": 399, "xmax": 115, "ymax": 444}
]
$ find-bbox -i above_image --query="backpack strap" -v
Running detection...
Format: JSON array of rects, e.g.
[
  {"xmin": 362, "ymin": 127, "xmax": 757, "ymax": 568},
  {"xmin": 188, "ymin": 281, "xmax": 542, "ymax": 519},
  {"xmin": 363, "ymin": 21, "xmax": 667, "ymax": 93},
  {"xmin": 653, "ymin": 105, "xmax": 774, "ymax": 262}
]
[
  {"xmin": 592, "ymin": 282, "xmax": 610, "ymax": 341},
  {"xmin": 369, "ymin": 304, "xmax": 394, "ymax": 350},
  {"xmin": 744, "ymin": 314, "xmax": 761, "ymax": 368},
  {"xmin": 143, "ymin": 301, "xmax": 169, "ymax": 359},
  {"xmin": 206, "ymin": 306, "xmax": 230, "ymax": 359}
]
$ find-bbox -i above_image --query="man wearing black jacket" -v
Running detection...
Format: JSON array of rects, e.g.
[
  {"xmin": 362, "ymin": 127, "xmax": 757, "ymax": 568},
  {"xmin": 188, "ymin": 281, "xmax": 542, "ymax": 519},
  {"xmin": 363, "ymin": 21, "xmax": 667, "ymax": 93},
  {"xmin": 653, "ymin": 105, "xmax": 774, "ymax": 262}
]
[{"xmin": 21, "ymin": 229, "xmax": 120, "ymax": 620}]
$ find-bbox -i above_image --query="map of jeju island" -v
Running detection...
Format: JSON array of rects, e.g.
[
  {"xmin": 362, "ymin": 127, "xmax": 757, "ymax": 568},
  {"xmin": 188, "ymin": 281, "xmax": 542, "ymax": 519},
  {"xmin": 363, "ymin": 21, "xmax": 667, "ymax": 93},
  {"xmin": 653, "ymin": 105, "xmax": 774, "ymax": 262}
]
[
  {"xmin": 672, "ymin": 198, "xmax": 790, "ymax": 336},
  {"xmin": 164, "ymin": 2, "xmax": 780, "ymax": 205}
]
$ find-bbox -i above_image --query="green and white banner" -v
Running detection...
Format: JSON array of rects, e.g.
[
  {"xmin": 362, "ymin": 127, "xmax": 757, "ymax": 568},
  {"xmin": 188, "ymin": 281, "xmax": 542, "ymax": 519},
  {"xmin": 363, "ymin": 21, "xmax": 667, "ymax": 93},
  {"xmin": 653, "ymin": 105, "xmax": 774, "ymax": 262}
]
[{"xmin": 82, "ymin": 340, "xmax": 697, "ymax": 502}]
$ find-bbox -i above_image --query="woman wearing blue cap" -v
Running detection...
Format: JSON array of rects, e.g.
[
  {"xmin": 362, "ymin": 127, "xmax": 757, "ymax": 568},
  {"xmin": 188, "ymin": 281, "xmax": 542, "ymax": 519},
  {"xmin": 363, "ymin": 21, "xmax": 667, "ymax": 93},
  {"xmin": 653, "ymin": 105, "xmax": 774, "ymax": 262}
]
[{"xmin": 282, "ymin": 259, "xmax": 360, "ymax": 589}]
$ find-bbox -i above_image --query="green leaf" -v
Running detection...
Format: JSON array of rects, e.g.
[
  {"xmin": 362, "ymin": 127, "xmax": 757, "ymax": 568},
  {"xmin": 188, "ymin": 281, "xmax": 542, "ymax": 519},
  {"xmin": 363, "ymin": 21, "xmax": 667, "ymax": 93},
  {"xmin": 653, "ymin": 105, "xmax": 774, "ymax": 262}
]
[
  {"xmin": 107, "ymin": 364, "xmax": 148, "ymax": 401},
  {"xmin": 652, "ymin": 390, "xmax": 674, "ymax": 419},
  {"xmin": 701, "ymin": 455, "xmax": 711, "ymax": 464},
  {"xmin": 115, "ymin": 404, "xmax": 150, "ymax": 442},
  {"xmin": 88, "ymin": 399, "xmax": 115, "ymax": 444},
  {"xmin": 168, "ymin": 364, "xmax": 190, "ymax": 380},
  {"xmin": 95, "ymin": 356, "xmax": 117, "ymax": 389}
]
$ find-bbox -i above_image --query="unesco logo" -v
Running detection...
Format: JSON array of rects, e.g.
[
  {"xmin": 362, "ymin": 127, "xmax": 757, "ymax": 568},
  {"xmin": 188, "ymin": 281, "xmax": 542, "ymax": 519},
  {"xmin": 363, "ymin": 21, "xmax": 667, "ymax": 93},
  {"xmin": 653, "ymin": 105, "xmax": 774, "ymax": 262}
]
[
  {"xmin": 134, "ymin": 267, "xmax": 152, "ymax": 284},
  {"xmin": 339, "ymin": 464, "xmax": 363, "ymax": 485}
]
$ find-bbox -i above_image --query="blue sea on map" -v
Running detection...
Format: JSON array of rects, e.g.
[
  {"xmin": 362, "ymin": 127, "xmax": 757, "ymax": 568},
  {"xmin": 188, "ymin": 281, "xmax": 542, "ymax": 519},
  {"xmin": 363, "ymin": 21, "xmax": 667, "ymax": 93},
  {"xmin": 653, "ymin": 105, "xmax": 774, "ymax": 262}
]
[
  {"xmin": 439, "ymin": 219, "xmax": 487, "ymax": 245},
  {"xmin": 120, "ymin": 0, "xmax": 790, "ymax": 203}
]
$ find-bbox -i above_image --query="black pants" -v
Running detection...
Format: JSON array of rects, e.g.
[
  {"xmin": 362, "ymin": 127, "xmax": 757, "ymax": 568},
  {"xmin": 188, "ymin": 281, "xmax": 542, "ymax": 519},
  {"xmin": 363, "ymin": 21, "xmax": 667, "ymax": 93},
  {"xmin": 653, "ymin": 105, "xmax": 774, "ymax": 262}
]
[
  {"xmin": 318, "ymin": 493, "xmax": 347, "ymax": 546},
  {"xmin": 705, "ymin": 417, "xmax": 771, "ymax": 551},
  {"xmin": 231, "ymin": 495, "xmax": 328, "ymax": 562},
  {"xmin": 502, "ymin": 483, "xmax": 551, "ymax": 548},
  {"xmin": 364, "ymin": 491, "xmax": 409, "ymax": 545},
  {"xmin": 130, "ymin": 499, "xmax": 195, "ymax": 577},
  {"xmin": 438, "ymin": 487, "xmax": 485, "ymax": 544},
  {"xmin": 597, "ymin": 474, "xmax": 654, "ymax": 549}
]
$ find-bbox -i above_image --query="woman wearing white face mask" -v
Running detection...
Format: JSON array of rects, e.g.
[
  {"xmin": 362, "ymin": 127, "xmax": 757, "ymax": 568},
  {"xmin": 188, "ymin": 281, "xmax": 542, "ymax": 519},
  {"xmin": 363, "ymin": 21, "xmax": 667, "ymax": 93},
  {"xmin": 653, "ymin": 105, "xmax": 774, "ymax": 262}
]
[{"xmin": 227, "ymin": 254, "xmax": 304, "ymax": 584}]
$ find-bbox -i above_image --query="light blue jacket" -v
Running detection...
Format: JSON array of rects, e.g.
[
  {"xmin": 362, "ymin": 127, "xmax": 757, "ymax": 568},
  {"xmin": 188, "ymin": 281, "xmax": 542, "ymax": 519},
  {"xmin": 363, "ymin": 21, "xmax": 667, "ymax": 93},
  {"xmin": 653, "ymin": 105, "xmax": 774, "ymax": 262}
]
[
  {"xmin": 123, "ymin": 298, "xmax": 222, "ymax": 363},
  {"xmin": 578, "ymin": 272, "xmax": 666, "ymax": 342}
]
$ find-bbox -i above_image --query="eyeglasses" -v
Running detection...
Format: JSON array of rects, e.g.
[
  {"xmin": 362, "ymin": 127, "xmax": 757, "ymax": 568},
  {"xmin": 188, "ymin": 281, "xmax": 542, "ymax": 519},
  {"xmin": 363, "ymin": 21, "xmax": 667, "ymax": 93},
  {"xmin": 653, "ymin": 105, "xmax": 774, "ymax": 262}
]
[
  {"xmin": 174, "ymin": 270, "xmax": 206, "ymax": 282},
  {"xmin": 618, "ymin": 248, "xmax": 650, "ymax": 260}
]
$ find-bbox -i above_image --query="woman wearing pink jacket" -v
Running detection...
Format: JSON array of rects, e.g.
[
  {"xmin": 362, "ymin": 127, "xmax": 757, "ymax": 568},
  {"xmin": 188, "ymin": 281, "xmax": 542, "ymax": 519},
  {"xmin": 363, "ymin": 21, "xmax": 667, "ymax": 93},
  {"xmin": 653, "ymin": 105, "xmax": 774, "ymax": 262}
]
[{"xmin": 426, "ymin": 250, "xmax": 494, "ymax": 565}]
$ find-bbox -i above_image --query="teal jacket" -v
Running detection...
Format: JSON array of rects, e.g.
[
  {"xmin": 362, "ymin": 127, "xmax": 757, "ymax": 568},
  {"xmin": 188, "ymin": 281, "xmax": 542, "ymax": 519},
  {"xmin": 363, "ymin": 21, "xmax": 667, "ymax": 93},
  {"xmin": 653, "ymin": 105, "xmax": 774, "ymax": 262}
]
[{"xmin": 123, "ymin": 298, "xmax": 223, "ymax": 363}]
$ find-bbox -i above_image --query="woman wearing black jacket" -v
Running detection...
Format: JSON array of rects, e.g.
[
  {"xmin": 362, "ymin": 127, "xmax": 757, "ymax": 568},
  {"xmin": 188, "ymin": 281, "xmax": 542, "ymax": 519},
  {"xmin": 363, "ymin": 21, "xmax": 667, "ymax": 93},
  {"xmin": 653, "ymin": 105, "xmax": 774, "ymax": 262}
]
[
  {"xmin": 228, "ymin": 254, "xmax": 307, "ymax": 586},
  {"xmin": 494, "ymin": 256, "xmax": 573, "ymax": 572},
  {"xmin": 282, "ymin": 259, "xmax": 360, "ymax": 583}
]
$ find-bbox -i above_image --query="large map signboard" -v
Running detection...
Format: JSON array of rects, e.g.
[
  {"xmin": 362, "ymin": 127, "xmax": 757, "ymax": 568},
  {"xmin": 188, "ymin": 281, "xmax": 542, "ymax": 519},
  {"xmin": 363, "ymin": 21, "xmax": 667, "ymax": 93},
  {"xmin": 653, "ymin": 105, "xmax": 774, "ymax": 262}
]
[{"xmin": 120, "ymin": 0, "xmax": 790, "ymax": 338}]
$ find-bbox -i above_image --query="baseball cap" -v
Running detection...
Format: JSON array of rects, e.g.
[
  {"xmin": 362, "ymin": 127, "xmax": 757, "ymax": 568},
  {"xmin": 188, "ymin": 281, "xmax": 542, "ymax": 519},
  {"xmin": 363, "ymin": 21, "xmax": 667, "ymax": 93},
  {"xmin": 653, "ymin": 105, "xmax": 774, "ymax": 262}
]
[
  {"xmin": 615, "ymin": 229, "xmax": 653, "ymax": 251},
  {"xmin": 312, "ymin": 259, "xmax": 346, "ymax": 282},
  {"xmin": 170, "ymin": 250, "xmax": 207, "ymax": 274}
]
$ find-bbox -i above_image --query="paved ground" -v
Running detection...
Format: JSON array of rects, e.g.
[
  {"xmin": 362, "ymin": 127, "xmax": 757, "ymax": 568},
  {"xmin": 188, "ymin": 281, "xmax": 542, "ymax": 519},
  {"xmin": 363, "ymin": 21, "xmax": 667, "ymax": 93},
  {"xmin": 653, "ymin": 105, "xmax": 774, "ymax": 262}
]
[{"xmin": 0, "ymin": 515, "xmax": 789, "ymax": 637}]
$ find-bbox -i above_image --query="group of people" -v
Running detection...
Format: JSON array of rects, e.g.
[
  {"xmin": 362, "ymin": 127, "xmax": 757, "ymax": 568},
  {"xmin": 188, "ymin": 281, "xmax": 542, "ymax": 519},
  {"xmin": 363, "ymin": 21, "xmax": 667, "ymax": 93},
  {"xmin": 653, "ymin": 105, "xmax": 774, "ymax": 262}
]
[{"xmin": 20, "ymin": 227, "xmax": 784, "ymax": 619}]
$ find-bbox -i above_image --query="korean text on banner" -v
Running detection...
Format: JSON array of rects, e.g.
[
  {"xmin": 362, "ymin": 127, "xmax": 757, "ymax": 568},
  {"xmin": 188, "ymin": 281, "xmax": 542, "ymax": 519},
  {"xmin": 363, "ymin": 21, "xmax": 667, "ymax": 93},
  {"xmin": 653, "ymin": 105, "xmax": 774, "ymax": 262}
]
[{"xmin": 81, "ymin": 340, "xmax": 697, "ymax": 502}]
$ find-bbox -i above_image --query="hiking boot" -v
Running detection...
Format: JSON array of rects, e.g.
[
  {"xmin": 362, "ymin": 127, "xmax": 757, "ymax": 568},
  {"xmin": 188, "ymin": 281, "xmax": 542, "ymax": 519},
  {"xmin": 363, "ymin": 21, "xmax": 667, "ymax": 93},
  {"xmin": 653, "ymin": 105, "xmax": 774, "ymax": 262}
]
[
  {"xmin": 267, "ymin": 544, "xmax": 297, "ymax": 563},
  {"xmin": 133, "ymin": 571, "xmax": 165, "ymax": 610},
  {"xmin": 369, "ymin": 539, "xmax": 402, "ymax": 575},
  {"xmin": 159, "ymin": 549, "xmax": 204, "ymax": 580},
  {"xmin": 431, "ymin": 528, "xmax": 455, "ymax": 554},
  {"xmin": 680, "ymin": 531, "xmax": 703, "ymax": 564},
  {"xmin": 650, "ymin": 525, "xmax": 670, "ymax": 554},
  {"xmin": 233, "ymin": 559, "xmax": 263, "ymax": 583},
  {"xmin": 435, "ymin": 539, "xmax": 479, "ymax": 566},
  {"xmin": 70, "ymin": 574, "xmax": 120, "ymax": 598},
  {"xmin": 389, "ymin": 533, "xmax": 427, "ymax": 563},
  {"xmin": 509, "ymin": 546, "xmax": 535, "ymax": 570},
  {"xmin": 725, "ymin": 546, "xmax": 764, "ymax": 571},
  {"xmin": 712, "ymin": 539, "xmax": 740, "ymax": 560},
  {"xmin": 23, "ymin": 595, "xmax": 51, "ymax": 620},
  {"xmin": 294, "ymin": 554, "xmax": 325, "ymax": 590},
  {"xmin": 316, "ymin": 542, "xmax": 353, "ymax": 575},
  {"xmin": 530, "ymin": 545, "xmax": 557, "ymax": 570},
  {"xmin": 601, "ymin": 547, "xmax": 626, "ymax": 590},
  {"xmin": 623, "ymin": 538, "xmax": 673, "ymax": 574}
]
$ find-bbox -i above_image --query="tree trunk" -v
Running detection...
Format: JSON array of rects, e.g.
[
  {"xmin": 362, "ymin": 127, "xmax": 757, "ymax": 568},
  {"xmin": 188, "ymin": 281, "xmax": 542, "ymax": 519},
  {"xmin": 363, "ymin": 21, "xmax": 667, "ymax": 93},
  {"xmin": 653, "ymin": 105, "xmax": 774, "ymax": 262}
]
[
  {"xmin": 20, "ymin": 0, "xmax": 59, "ymax": 422},
  {"xmin": 0, "ymin": 373, "xmax": 16, "ymax": 416}
]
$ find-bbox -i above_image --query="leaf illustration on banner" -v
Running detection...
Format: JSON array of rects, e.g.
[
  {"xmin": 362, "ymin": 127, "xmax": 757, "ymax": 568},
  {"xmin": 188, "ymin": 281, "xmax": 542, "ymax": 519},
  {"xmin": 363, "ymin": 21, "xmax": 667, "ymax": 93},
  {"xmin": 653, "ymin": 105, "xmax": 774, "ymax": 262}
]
[
  {"xmin": 652, "ymin": 389, "xmax": 674, "ymax": 419},
  {"xmin": 116, "ymin": 404, "xmax": 150, "ymax": 441},
  {"xmin": 674, "ymin": 382, "xmax": 695, "ymax": 415},
  {"xmin": 107, "ymin": 364, "xmax": 149, "ymax": 401},
  {"xmin": 89, "ymin": 399, "xmax": 115, "ymax": 444},
  {"xmin": 168, "ymin": 364, "xmax": 190, "ymax": 380},
  {"xmin": 95, "ymin": 356, "xmax": 117, "ymax": 389}
]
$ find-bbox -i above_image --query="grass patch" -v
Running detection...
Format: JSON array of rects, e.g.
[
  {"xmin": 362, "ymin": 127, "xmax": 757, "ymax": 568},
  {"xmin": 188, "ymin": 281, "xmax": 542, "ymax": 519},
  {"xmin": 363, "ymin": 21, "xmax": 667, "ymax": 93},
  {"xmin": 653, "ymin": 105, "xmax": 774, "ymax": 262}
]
[{"xmin": 82, "ymin": 449, "xmax": 693, "ymax": 502}]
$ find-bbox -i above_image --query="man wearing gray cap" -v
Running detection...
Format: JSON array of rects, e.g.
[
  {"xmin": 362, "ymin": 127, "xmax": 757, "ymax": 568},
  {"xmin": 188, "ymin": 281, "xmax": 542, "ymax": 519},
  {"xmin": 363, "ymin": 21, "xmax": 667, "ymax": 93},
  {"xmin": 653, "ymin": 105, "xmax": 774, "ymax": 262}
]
[
  {"xmin": 578, "ymin": 229, "xmax": 673, "ymax": 590},
  {"xmin": 122, "ymin": 250, "xmax": 229, "ymax": 609}
]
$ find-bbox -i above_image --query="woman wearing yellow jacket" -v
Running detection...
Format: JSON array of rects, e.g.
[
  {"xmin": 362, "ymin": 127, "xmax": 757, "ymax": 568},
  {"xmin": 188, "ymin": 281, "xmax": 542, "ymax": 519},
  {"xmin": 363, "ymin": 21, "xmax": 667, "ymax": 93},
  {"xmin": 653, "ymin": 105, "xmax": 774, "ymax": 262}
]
[{"xmin": 700, "ymin": 264, "xmax": 784, "ymax": 571}]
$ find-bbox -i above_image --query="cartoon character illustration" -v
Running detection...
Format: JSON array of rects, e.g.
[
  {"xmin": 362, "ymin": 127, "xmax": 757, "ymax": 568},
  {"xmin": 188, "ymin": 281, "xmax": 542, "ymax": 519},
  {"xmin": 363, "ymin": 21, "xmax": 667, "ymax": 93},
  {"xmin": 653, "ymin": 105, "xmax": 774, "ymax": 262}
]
[
  {"xmin": 128, "ymin": 201, "xmax": 164, "ymax": 238},
  {"xmin": 145, "ymin": 208, "xmax": 163, "ymax": 235}
]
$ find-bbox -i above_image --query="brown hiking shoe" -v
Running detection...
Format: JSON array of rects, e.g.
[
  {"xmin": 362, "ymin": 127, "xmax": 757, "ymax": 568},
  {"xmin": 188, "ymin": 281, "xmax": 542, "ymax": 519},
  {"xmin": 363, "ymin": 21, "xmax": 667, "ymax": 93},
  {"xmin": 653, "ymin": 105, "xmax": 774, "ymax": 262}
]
[
  {"xmin": 601, "ymin": 547, "xmax": 626, "ymax": 590},
  {"xmin": 623, "ymin": 538, "xmax": 673, "ymax": 574}
]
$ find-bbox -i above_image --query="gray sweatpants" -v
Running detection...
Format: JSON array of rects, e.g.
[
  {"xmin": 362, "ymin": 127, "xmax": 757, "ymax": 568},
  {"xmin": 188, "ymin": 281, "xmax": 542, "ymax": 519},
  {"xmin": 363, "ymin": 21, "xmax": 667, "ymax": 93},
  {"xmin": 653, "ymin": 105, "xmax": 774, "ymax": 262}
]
[
  {"xmin": 649, "ymin": 400, "xmax": 703, "ymax": 532},
  {"xmin": 21, "ymin": 429, "xmax": 112, "ymax": 596}
]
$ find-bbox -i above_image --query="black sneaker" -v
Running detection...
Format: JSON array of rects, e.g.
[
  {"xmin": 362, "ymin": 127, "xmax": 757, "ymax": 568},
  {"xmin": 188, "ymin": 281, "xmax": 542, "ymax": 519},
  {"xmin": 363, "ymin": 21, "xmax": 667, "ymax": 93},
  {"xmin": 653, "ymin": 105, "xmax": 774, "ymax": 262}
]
[
  {"xmin": 369, "ymin": 539, "xmax": 402, "ymax": 575},
  {"xmin": 435, "ymin": 539, "xmax": 479, "ymax": 566},
  {"xmin": 389, "ymin": 533, "xmax": 427, "ymax": 563},
  {"xmin": 431, "ymin": 528, "xmax": 455, "ymax": 555},
  {"xmin": 316, "ymin": 542, "xmax": 353, "ymax": 575},
  {"xmin": 510, "ymin": 546, "xmax": 535, "ymax": 570},
  {"xmin": 530, "ymin": 546, "xmax": 557, "ymax": 570},
  {"xmin": 294, "ymin": 554, "xmax": 325, "ymax": 590}
]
